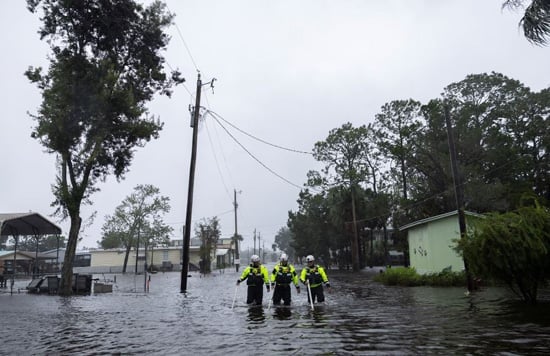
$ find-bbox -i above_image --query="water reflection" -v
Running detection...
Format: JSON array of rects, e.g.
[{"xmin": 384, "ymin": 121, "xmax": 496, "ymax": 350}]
[
  {"xmin": 246, "ymin": 306, "xmax": 265, "ymax": 323},
  {"xmin": 272, "ymin": 306, "xmax": 292, "ymax": 320},
  {"xmin": 1, "ymin": 269, "xmax": 550, "ymax": 355}
]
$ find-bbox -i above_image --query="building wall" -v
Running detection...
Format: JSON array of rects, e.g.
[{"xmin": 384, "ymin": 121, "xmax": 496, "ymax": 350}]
[
  {"xmin": 91, "ymin": 249, "xmax": 127, "ymax": 267},
  {"xmin": 408, "ymin": 215, "xmax": 464, "ymax": 274},
  {"xmin": 88, "ymin": 247, "xmax": 202, "ymax": 272}
]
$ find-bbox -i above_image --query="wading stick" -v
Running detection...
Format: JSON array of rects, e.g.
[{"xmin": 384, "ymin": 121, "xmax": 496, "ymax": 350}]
[
  {"xmin": 307, "ymin": 281, "xmax": 314, "ymax": 310},
  {"xmin": 231, "ymin": 284, "xmax": 239, "ymax": 309},
  {"xmin": 267, "ymin": 282, "xmax": 276, "ymax": 310}
]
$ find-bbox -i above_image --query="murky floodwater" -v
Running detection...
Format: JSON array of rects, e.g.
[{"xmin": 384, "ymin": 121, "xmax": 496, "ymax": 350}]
[{"xmin": 1, "ymin": 268, "xmax": 550, "ymax": 355}]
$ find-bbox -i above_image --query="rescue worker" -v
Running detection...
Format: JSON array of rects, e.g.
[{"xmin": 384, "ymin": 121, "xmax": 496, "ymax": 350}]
[
  {"xmin": 300, "ymin": 255, "xmax": 331, "ymax": 303},
  {"xmin": 270, "ymin": 253, "xmax": 300, "ymax": 306},
  {"xmin": 237, "ymin": 254, "xmax": 270, "ymax": 305}
]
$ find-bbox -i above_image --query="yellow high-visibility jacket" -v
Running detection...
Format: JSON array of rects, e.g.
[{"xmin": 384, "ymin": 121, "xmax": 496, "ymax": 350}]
[
  {"xmin": 300, "ymin": 264, "xmax": 329, "ymax": 288},
  {"xmin": 270, "ymin": 263, "xmax": 299, "ymax": 287},
  {"xmin": 239, "ymin": 264, "xmax": 269, "ymax": 286}
]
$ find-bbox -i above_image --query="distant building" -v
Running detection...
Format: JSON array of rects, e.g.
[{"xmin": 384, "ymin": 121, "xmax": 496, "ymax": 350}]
[{"xmin": 81, "ymin": 245, "xmax": 201, "ymax": 274}]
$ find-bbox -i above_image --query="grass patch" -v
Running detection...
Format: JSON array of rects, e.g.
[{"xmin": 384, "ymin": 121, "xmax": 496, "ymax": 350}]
[{"xmin": 373, "ymin": 267, "xmax": 466, "ymax": 287}]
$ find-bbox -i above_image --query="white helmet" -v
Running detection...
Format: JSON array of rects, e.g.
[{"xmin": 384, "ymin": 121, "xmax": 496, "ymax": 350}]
[
  {"xmin": 251, "ymin": 255, "xmax": 260, "ymax": 263},
  {"xmin": 306, "ymin": 255, "xmax": 315, "ymax": 263},
  {"xmin": 280, "ymin": 253, "xmax": 288, "ymax": 262}
]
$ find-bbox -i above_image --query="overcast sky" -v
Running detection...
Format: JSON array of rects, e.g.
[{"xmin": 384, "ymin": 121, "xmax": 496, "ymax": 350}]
[{"xmin": 1, "ymin": 1, "xmax": 549, "ymax": 251}]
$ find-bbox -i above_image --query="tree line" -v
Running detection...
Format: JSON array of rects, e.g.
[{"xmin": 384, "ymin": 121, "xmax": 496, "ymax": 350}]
[{"xmin": 284, "ymin": 72, "xmax": 549, "ymax": 273}]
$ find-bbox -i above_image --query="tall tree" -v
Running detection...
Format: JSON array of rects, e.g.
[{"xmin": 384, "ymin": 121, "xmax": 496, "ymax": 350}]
[
  {"xmin": 196, "ymin": 217, "xmax": 221, "ymax": 275},
  {"xmin": 25, "ymin": 1, "xmax": 183, "ymax": 295},
  {"xmin": 373, "ymin": 99, "xmax": 423, "ymax": 201},
  {"xmin": 100, "ymin": 184, "xmax": 172, "ymax": 273},
  {"xmin": 443, "ymin": 72, "xmax": 539, "ymax": 211},
  {"xmin": 273, "ymin": 226, "xmax": 295, "ymax": 260},
  {"xmin": 504, "ymin": 88, "xmax": 550, "ymax": 204},
  {"xmin": 287, "ymin": 189, "xmax": 333, "ymax": 266},
  {"xmin": 310, "ymin": 122, "xmax": 373, "ymax": 271}
]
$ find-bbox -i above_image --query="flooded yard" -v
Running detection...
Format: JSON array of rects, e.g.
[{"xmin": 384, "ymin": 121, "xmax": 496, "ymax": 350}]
[{"xmin": 1, "ymin": 268, "xmax": 550, "ymax": 355}]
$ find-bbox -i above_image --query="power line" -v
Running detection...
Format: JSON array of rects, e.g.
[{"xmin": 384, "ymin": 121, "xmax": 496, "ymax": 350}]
[
  {"xmin": 204, "ymin": 119, "xmax": 233, "ymax": 201},
  {"xmin": 166, "ymin": 6, "xmax": 200, "ymax": 73},
  {"xmin": 208, "ymin": 110, "xmax": 312, "ymax": 155},
  {"xmin": 207, "ymin": 111, "xmax": 305, "ymax": 190},
  {"xmin": 209, "ymin": 109, "xmax": 236, "ymax": 189}
]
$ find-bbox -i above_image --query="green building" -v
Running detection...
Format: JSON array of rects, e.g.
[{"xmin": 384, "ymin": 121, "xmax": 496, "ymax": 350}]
[{"xmin": 399, "ymin": 210, "xmax": 484, "ymax": 274}]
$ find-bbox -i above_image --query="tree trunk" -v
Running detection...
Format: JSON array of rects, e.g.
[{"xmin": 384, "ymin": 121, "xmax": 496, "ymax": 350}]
[
  {"xmin": 350, "ymin": 188, "xmax": 360, "ymax": 271},
  {"xmin": 400, "ymin": 157, "xmax": 408, "ymax": 200},
  {"xmin": 122, "ymin": 244, "xmax": 131, "ymax": 273},
  {"xmin": 59, "ymin": 214, "xmax": 81, "ymax": 296}
]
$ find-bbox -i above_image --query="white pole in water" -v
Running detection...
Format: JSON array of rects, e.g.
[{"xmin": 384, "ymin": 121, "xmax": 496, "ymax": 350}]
[
  {"xmin": 267, "ymin": 283, "xmax": 275, "ymax": 310},
  {"xmin": 307, "ymin": 282, "xmax": 314, "ymax": 310},
  {"xmin": 231, "ymin": 284, "xmax": 239, "ymax": 309}
]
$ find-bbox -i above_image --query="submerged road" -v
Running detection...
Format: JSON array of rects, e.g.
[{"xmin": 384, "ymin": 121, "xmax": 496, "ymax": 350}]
[{"xmin": 1, "ymin": 268, "xmax": 549, "ymax": 355}]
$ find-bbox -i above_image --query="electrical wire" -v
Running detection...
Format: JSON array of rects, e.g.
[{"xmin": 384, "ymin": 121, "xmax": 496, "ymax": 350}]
[
  {"xmin": 204, "ymin": 119, "xmax": 233, "ymax": 201},
  {"xmin": 208, "ymin": 110, "xmax": 313, "ymax": 155},
  {"xmin": 207, "ymin": 111, "xmax": 305, "ymax": 190},
  {"xmin": 167, "ymin": 10, "xmax": 200, "ymax": 73}
]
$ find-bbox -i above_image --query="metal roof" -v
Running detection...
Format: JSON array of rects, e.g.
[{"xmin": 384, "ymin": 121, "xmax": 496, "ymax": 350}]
[
  {"xmin": 398, "ymin": 210, "xmax": 485, "ymax": 231},
  {"xmin": 0, "ymin": 212, "xmax": 62, "ymax": 237},
  {"xmin": 215, "ymin": 248, "xmax": 229, "ymax": 256},
  {"xmin": 0, "ymin": 250, "xmax": 50, "ymax": 259}
]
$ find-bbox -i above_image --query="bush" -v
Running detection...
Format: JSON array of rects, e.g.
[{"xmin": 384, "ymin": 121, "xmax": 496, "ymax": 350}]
[
  {"xmin": 423, "ymin": 270, "xmax": 466, "ymax": 287},
  {"xmin": 457, "ymin": 201, "xmax": 550, "ymax": 304},
  {"xmin": 374, "ymin": 267, "xmax": 422, "ymax": 286},
  {"xmin": 374, "ymin": 267, "xmax": 466, "ymax": 287}
]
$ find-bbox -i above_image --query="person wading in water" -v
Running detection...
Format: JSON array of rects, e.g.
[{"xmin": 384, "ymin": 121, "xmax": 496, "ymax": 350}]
[
  {"xmin": 237, "ymin": 254, "xmax": 270, "ymax": 305},
  {"xmin": 270, "ymin": 253, "xmax": 300, "ymax": 306},
  {"xmin": 300, "ymin": 255, "xmax": 331, "ymax": 304}
]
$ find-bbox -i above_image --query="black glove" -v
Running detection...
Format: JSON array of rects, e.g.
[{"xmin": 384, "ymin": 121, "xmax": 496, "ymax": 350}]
[
  {"xmin": 296, "ymin": 286, "xmax": 301, "ymax": 294},
  {"xmin": 266, "ymin": 285, "xmax": 270, "ymax": 292},
  {"xmin": 271, "ymin": 283, "xmax": 275, "ymax": 288},
  {"xmin": 325, "ymin": 282, "xmax": 331, "ymax": 288},
  {"xmin": 236, "ymin": 279, "xmax": 241, "ymax": 285}
]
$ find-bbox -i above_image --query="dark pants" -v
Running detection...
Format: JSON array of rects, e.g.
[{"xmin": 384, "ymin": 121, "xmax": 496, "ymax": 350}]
[
  {"xmin": 307, "ymin": 285, "xmax": 325, "ymax": 303},
  {"xmin": 246, "ymin": 284, "xmax": 264, "ymax": 305},
  {"xmin": 272, "ymin": 284, "xmax": 292, "ymax": 305}
]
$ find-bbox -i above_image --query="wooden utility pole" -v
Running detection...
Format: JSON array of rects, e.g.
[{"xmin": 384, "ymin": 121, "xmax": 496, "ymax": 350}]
[
  {"xmin": 181, "ymin": 73, "xmax": 202, "ymax": 293},
  {"xmin": 350, "ymin": 186, "xmax": 360, "ymax": 271},
  {"xmin": 134, "ymin": 225, "xmax": 141, "ymax": 275},
  {"xmin": 444, "ymin": 104, "xmax": 474, "ymax": 292},
  {"xmin": 253, "ymin": 229, "xmax": 257, "ymax": 255},
  {"xmin": 258, "ymin": 232, "xmax": 261, "ymax": 260},
  {"xmin": 233, "ymin": 189, "xmax": 240, "ymax": 272}
]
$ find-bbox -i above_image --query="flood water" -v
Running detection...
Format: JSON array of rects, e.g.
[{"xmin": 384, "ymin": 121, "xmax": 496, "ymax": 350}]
[{"xmin": 1, "ymin": 267, "xmax": 550, "ymax": 355}]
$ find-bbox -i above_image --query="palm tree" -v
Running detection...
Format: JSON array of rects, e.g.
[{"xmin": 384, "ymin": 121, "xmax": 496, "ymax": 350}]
[{"xmin": 504, "ymin": 0, "xmax": 550, "ymax": 45}]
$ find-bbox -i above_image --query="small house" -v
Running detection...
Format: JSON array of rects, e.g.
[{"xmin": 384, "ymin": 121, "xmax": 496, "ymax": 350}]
[{"xmin": 399, "ymin": 210, "xmax": 484, "ymax": 275}]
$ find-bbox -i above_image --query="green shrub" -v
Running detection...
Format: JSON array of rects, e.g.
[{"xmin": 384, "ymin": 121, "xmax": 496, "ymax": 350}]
[
  {"xmin": 374, "ymin": 267, "xmax": 422, "ymax": 286},
  {"xmin": 457, "ymin": 201, "xmax": 550, "ymax": 303},
  {"xmin": 374, "ymin": 267, "xmax": 466, "ymax": 287},
  {"xmin": 422, "ymin": 270, "xmax": 466, "ymax": 287}
]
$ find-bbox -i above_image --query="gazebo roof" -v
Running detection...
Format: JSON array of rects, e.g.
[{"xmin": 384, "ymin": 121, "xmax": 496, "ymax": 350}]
[{"xmin": 0, "ymin": 212, "xmax": 62, "ymax": 237}]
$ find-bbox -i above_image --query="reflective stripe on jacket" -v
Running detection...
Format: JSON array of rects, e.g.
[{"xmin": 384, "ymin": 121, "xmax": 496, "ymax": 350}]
[
  {"xmin": 239, "ymin": 264, "xmax": 269, "ymax": 286},
  {"xmin": 300, "ymin": 265, "xmax": 329, "ymax": 288},
  {"xmin": 270, "ymin": 263, "xmax": 299, "ymax": 286}
]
